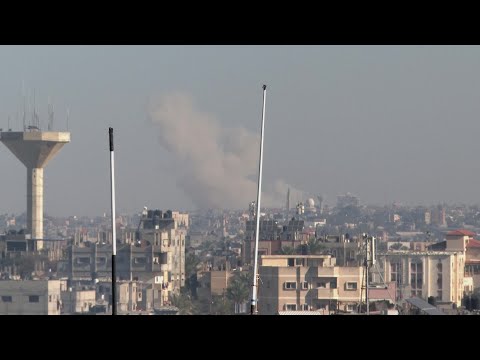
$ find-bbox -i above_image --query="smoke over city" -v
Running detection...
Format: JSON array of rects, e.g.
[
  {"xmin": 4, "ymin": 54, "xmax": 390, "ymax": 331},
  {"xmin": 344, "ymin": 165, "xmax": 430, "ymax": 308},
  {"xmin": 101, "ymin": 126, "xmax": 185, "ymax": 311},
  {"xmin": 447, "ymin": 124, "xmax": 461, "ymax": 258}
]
[{"xmin": 149, "ymin": 93, "xmax": 305, "ymax": 210}]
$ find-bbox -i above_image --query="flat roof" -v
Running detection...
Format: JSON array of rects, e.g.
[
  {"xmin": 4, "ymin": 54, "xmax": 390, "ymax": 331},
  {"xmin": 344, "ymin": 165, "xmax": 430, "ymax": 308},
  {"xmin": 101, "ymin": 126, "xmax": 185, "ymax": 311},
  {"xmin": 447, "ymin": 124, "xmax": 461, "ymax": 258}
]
[{"xmin": 405, "ymin": 297, "xmax": 445, "ymax": 315}]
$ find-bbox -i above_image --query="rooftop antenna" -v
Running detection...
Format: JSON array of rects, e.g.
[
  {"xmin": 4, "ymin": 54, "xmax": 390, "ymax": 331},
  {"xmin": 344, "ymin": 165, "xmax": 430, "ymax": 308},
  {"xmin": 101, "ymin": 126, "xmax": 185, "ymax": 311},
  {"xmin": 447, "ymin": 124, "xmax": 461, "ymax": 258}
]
[
  {"xmin": 22, "ymin": 80, "xmax": 26, "ymax": 131},
  {"xmin": 48, "ymin": 97, "xmax": 54, "ymax": 131},
  {"xmin": 66, "ymin": 108, "xmax": 70, "ymax": 131},
  {"xmin": 7, "ymin": 116, "xmax": 11, "ymax": 131},
  {"xmin": 33, "ymin": 89, "xmax": 36, "ymax": 128},
  {"xmin": 286, "ymin": 187, "xmax": 290, "ymax": 221},
  {"xmin": 251, "ymin": 84, "xmax": 267, "ymax": 315}
]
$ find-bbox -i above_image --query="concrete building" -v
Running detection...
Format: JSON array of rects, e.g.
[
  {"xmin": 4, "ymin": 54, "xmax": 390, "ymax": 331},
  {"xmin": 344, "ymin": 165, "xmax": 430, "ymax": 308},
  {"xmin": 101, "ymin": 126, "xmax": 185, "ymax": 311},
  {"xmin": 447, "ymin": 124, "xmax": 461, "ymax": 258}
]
[
  {"xmin": 243, "ymin": 218, "xmax": 304, "ymax": 265},
  {"xmin": 197, "ymin": 270, "xmax": 232, "ymax": 301},
  {"xmin": 374, "ymin": 250, "xmax": 465, "ymax": 307},
  {"xmin": 318, "ymin": 235, "xmax": 362, "ymax": 266},
  {"xmin": 0, "ymin": 279, "xmax": 62, "ymax": 315},
  {"xmin": 0, "ymin": 130, "xmax": 70, "ymax": 250},
  {"xmin": 258, "ymin": 255, "xmax": 362, "ymax": 315},
  {"xmin": 61, "ymin": 287, "xmax": 96, "ymax": 314}
]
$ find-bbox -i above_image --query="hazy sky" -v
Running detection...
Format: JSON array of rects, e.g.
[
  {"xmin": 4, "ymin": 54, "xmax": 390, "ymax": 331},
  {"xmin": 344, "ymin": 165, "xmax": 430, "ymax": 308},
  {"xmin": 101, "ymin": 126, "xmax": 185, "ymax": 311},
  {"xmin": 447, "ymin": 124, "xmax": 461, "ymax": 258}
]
[{"xmin": 1, "ymin": 45, "xmax": 480, "ymax": 216}]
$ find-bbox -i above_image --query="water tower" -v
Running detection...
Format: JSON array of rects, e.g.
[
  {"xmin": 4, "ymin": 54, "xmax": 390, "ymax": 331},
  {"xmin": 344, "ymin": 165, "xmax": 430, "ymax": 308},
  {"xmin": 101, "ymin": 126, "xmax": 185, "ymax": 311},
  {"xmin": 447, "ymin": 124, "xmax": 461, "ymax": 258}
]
[{"xmin": 0, "ymin": 129, "xmax": 70, "ymax": 250}]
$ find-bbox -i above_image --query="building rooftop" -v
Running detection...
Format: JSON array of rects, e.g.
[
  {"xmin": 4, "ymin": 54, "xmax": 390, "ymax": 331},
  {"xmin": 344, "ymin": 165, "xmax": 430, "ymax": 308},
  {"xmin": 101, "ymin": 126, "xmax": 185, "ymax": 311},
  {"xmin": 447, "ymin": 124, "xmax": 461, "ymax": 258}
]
[
  {"xmin": 405, "ymin": 297, "xmax": 445, "ymax": 315},
  {"xmin": 467, "ymin": 239, "xmax": 480, "ymax": 248},
  {"xmin": 447, "ymin": 229, "xmax": 476, "ymax": 237},
  {"xmin": 277, "ymin": 311, "xmax": 325, "ymax": 315},
  {"xmin": 378, "ymin": 251, "xmax": 459, "ymax": 256}
]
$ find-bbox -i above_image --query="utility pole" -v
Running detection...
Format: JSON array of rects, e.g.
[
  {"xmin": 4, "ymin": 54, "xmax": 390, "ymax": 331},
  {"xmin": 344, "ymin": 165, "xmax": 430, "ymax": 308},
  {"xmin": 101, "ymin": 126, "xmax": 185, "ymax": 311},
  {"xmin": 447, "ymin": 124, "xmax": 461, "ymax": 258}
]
[
  {"xmin": 109, "ymin": 128, "xmax": 117, "ymax": 315},
  {"xmin": 251, "ymin": 84, "xmax": 267, "ymax": 315}
]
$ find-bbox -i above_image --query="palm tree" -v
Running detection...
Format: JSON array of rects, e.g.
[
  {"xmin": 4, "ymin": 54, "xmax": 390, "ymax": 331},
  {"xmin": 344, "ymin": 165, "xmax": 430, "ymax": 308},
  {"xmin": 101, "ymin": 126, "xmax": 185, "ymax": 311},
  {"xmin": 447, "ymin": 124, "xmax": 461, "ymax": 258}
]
[
  {"xmin": 278, "ymin": 246, "xmax": 296, "ymax": 255},
  {"xmin": 170, "ymin": 292, "xmax": 195, "ymax": 315},
  {"xmin": 226, "ymin": 271, "xmax": 250, "ymax": 314}
]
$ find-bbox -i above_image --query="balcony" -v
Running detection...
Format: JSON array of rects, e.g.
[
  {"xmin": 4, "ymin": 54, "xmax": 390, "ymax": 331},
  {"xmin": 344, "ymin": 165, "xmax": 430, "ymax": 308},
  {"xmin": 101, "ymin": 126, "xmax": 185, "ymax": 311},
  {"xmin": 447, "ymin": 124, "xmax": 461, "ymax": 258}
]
[
  {"xmin": 315, "ymin": 267, "xmax": 339, "ymax": 277},
  {"xmin": 310, "ymin": 288, "xmax": 339, "ymax": 299}
]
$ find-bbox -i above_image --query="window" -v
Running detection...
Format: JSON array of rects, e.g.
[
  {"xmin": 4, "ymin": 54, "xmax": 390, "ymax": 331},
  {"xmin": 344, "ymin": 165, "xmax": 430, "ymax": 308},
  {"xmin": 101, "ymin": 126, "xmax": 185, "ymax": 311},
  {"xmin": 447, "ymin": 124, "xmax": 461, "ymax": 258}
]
[
  {"xmin": 345, "ymin": 282, "xmax": 358, "ymax": 290},
  {"xmin": 287, "ymin": 258, "xmax": 295, "ymax": 267},
  {"xmin": 153, "ymin": 257, "xmax": 159, "ymax": 264},
  {"xmin": 302, "ymin": 304, "xmax": 309, "ymax": 310},
  {"xmin": 137, "ymin": 292, "xmax": 142, "ymax": 301},
  {"xmin": 391, "ymin": 262, "xmax": 403, "ymax": 299},
  {"xmin": 317, "ymin": 282, "xmax": 326, "ymax": 288},
  {"xmin": 76, "ymin": 257, "xmax": 90, "ymax": 265},
  {"xmin": 410, "ymin": 262, "xmax": 423, "ymax": 297},
  {"xmin": 49, "ymin": 295, "xmax": 52, "ymax": 302},
  {"xmin": 29, "ymin": 295, "xmax": 40, "ymax": 303},
  {"xmin": 436, "ymin": 260, "xmax": 443, "ymax": 300},
  {"xmin": 285, "ymin": 304, "xmax": 297, "ymax": 311},
  {"xmin": 96, "ymin": 257, "xmax": 107, "ymax": 265},
  {"xmin": 1, "ymin": 296, "xmax": 12, "ymax": 302},
  {"xmin": 133, "ymin": 257, "xmax": 147, "ymax": 265},
  {"xmin": 295, "ymin": 258, "xmax": 304, "ymax": 266},
  {"xmin": 348, "ymin": 250, "xmax": 355, "ymax": 259},
  {"xmin": 284, "ymin": 282, "xmax": 297, "ymax": 290},
  {"xmin": 301, "ymin": 281, "xmax": 308, "ymax": 290},
  {"xmin": 346, "ymin": 304, "xmax": 355, "ymax": 312}
]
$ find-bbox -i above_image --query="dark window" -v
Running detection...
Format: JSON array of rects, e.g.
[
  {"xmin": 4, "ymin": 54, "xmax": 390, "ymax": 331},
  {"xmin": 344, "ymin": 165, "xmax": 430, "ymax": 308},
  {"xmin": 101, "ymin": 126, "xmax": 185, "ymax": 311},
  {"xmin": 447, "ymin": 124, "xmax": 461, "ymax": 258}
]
[
  {"xmin": 29, "ymin": 295, "xmax": 40, "ymax": 303},
  {"xmin": 287, "ymin": 258, "xmax": 294, "ymax": 267},
  {"xmin": 1, "ymin": 296, "xmax": 12, "ymax": 302},
  {"xmin": 410, "ymin": 262, "xmax": 423, "ymax": 297}
]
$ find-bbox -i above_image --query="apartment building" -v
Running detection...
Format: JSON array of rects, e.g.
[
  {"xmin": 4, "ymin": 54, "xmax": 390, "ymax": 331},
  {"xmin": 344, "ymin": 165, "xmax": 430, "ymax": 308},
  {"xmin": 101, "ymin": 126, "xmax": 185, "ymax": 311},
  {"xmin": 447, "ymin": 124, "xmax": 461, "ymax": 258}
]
[
  {"xmin": 258, "ymin": 255, "xmax": 362, "ymax": 315},
  {"xmin": 375, "ymin": 250, "xmax": 465, "ymax": 306},
  {"xmin": 0, "ymin": 279, "xmax": 63, "ymax": 315}
]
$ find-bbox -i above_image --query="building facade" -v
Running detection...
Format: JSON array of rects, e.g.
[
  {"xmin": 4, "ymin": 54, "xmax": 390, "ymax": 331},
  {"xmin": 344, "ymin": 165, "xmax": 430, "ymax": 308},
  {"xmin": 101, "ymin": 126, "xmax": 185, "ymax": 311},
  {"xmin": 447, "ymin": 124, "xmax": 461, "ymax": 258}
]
[
  {"xmin": 258, "ymin": 255, "xmax": 362, "ymax": 315},
  {"xmin": 375, "ymin": 251, "xmax": 465, "ymax": 306},
  {"xmin": 0, "ymin": 280, "xmax": 62, "ymax": 315}
]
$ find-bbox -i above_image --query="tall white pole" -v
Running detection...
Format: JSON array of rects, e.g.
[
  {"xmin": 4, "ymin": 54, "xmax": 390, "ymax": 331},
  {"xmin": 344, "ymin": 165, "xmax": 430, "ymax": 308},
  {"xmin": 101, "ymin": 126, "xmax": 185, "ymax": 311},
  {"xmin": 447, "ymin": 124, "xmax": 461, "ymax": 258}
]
[
  {"xmin": 251, "ymin": 84, "xmax": 267, "ymax": 315},
  {"xmin": 109, "ymin": 127, "xmax": 117, "ymax": 315}
]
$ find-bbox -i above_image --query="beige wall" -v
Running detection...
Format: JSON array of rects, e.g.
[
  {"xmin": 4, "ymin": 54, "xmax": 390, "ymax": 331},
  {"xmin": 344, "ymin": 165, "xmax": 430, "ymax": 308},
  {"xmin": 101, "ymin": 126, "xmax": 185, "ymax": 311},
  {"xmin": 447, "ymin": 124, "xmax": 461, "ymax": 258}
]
[
  {"xmin": 377, "ymin": 251, "xmax": 465, "ymax": 306},
  {"xmin": 258, "ymin": 255, "xmax": 362, "ymax": 315},
  {"xmin": 0, "ymin": 280, "xmax": 61, "ymax": 315},
  {"xmin": 61, "ymin": 289, "xmax": 96, "ymax": 314}
]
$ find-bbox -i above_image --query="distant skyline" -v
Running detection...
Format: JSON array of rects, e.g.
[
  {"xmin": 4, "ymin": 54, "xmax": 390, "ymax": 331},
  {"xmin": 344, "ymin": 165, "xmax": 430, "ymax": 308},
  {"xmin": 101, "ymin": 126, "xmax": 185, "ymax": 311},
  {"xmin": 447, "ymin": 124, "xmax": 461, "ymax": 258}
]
[{"xmin": 1, "ymin": 45, "xmax": 480, "ymax": 216}]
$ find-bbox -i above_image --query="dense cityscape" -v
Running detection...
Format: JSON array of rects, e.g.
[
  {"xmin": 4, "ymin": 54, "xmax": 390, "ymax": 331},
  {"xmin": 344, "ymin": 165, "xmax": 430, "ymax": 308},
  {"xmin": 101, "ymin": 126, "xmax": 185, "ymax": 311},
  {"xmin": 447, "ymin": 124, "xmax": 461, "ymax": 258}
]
[
  {"xmin": 1, "ymin": 191, "xmax": 479, "ymax": 315},
  {"xmin": 1, "ymin": 45, "xmax": 479, "ymax": 315}
]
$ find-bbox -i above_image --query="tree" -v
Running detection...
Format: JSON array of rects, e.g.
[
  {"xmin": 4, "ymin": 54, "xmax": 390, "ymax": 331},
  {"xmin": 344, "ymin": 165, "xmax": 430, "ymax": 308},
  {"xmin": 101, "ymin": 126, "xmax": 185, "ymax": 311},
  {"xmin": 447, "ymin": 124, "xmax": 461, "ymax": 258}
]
[
  {"xmin": 226, "ymin": 271, "xmax": 250, "ymax": 313},
  {"xmin": 210, "ymin": 296, "xmax": 234, "ymax": 315},
  {"xmin": 278, "ymin": 246, "xmax": 296, "ymax": 255},
  {"xmin": 170, "ymin": 291, "xmax": 195, "ymax": 315},
  {"xmin": 297, "ymin": 237, "xmax": 325, "ymax": 255}
]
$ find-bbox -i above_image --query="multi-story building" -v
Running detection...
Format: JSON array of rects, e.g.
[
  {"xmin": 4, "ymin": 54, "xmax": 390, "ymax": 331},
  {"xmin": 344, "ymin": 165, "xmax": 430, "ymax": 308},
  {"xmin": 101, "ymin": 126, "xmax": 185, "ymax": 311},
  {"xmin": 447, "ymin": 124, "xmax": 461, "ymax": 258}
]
[
  {"xmin": 0, "ymin": 279, "xmax": 63, "ymax": 315},
  {"xmin": 63, "ymin": 209, "xmax": 186, "ymax": 296},
  {"xmin": 258, "ymin": 255, "xmax": 362, "ymax": 315},
  {"xmin": 61, "ymin": 287, "xmax": 96, "ymax": 314},
  {"xmin": 96, "ymin": 280, "xmax": 163, "ymax": 312},
  {"xmin": 243, "ymin": 218, "xmax": 304, "ymax": 265},
  {"xmin": 374, "ymin": 250, "xmax": 465, "ymax": 306},
  {"xmin": 318, "ymin": 235, "xmax": 362, "ymax": 266}
]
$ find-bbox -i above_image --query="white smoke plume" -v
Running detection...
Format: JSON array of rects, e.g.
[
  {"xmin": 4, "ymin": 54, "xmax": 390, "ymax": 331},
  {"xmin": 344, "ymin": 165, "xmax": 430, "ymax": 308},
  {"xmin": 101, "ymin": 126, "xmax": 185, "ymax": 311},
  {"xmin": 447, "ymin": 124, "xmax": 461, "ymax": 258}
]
[{"xmin": 148, "ymin": 93, "xmax": 306, "ymax": 210}]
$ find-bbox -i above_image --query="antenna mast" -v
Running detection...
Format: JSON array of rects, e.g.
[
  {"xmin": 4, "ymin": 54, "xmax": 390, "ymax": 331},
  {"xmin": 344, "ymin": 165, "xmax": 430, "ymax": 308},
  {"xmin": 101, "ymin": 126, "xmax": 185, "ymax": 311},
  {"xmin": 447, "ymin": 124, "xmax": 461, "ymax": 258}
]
[
  {"xmin": 22, "ymin": 81, "xmax": 26, "ymax": 131},
  {"xmin": 109, "ymin": 127, "xmax": 117, "ymax": 315},
  {"xmin": 66, "ymin": 108, "xmax": 70, "ymax": 131},
  {"xmin": 48, "ymin": 97, "xmax": 54, "ymax": 131},
  {"xmin": 251, "ymin": 84, "xmax": 267, "ymax": 315}
]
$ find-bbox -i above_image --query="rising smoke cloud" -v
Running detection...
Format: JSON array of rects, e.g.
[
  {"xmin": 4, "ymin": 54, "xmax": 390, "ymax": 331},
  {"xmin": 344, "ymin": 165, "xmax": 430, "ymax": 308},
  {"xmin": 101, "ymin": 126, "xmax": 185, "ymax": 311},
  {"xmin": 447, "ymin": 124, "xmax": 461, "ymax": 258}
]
[{"xmin": 148, "ymin": 93, "xmax": 305, "ymax": 210}]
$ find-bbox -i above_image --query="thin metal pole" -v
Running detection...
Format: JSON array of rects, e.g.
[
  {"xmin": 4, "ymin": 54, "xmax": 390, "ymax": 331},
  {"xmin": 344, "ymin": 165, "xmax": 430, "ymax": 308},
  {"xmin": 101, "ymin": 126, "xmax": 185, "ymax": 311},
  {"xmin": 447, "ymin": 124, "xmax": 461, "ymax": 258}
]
[
  {"xmin": 366, "ymin": 236, "xmax": 369, "ymax": 315},
  {"xmin": 109, "ymin": 127, "xmax": 117, "ymax": 315},
  {"xmin": 251, "ymin": 84, "xmax": 267, "ymax": 315}
]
